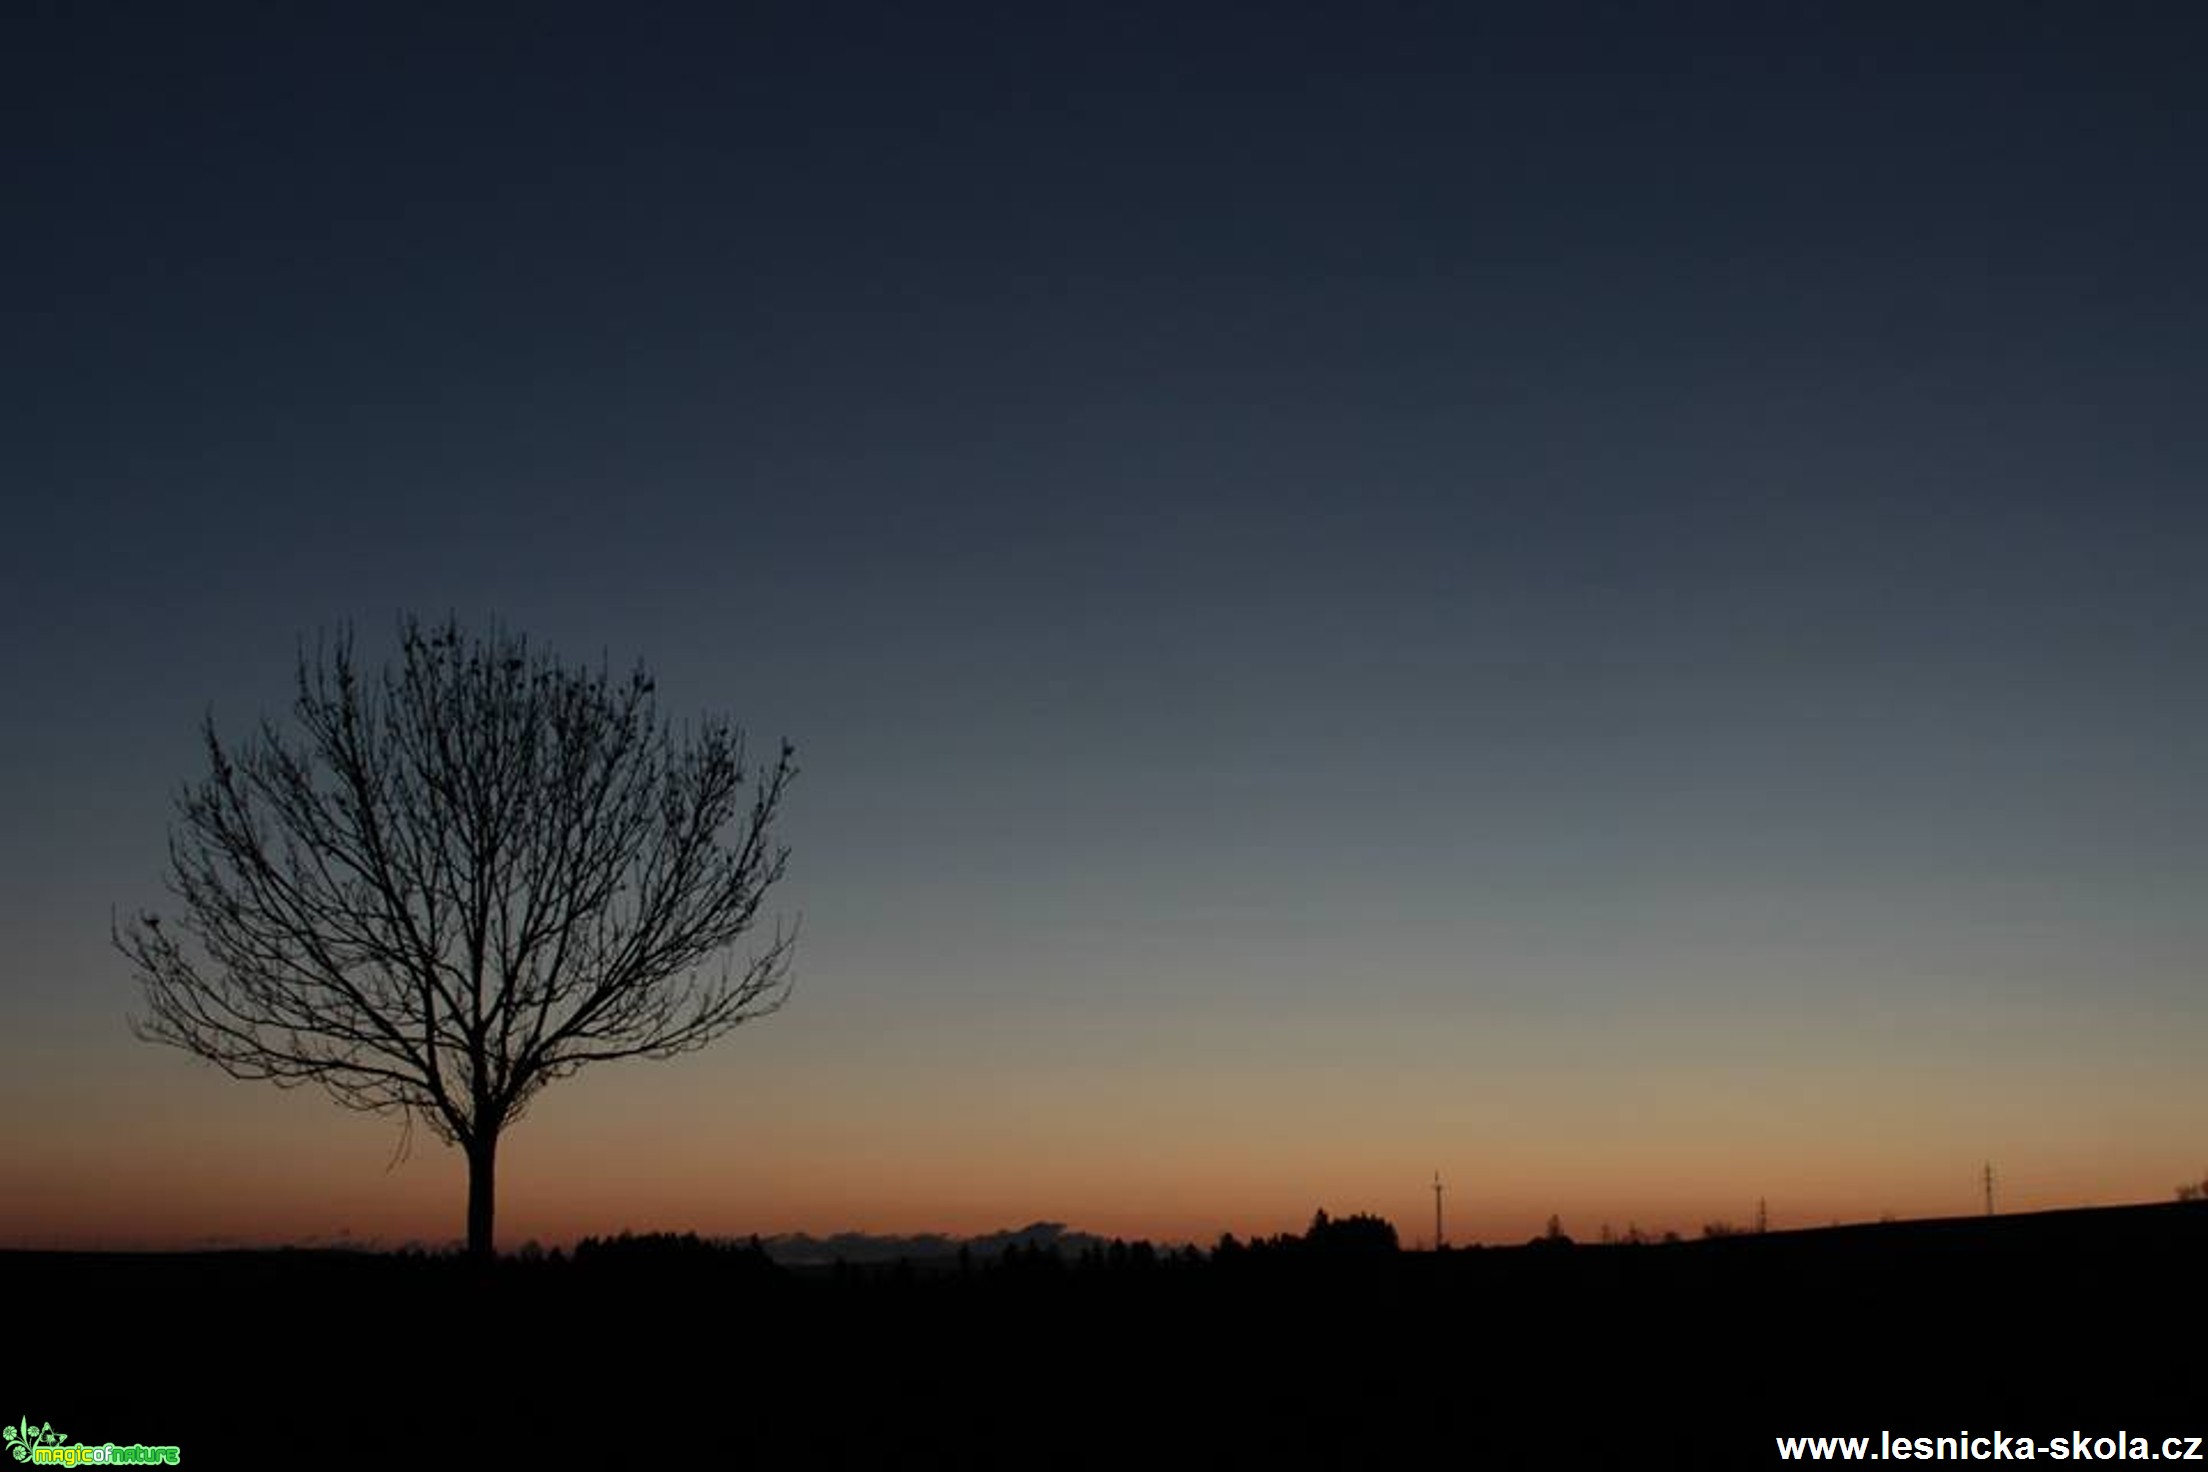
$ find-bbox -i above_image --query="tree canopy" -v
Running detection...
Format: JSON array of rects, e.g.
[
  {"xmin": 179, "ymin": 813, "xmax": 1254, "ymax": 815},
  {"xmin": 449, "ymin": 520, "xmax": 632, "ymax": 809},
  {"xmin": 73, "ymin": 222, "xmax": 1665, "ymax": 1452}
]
[{"xmin": 119, "ymin": 614, "xmax": 798, "ymax": 1256}]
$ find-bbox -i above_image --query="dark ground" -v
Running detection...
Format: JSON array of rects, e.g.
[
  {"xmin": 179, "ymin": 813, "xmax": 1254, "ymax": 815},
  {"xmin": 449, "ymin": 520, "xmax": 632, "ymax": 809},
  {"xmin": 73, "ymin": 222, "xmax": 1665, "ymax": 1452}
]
[{"xmin": 8, "ymin": 1200, "xmax": 2203, "ymax": 1468}]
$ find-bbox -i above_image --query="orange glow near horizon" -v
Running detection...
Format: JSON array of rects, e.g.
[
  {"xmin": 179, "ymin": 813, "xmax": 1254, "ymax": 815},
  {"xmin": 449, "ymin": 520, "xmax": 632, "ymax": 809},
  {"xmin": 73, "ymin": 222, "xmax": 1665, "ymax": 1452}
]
[{"xmin": 8, "ymin": 984, "xmax": 2203, "ymax": 1253}]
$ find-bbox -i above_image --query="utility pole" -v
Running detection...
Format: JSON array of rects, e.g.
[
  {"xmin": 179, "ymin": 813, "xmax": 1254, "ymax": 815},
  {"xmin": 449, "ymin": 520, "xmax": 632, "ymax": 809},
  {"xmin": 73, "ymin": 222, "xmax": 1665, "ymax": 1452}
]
[
  {"xmin": 1433, "ymin": 1170, "xmax": 1445, "ymax": 1250},
  {"xmin": 1983, "ymin": 1161, "xmax": 1996, "ymax": 1217},
  {"xmin": 1756, "ymin": 1196, "xmax": 1768, "ymax": 1234}
]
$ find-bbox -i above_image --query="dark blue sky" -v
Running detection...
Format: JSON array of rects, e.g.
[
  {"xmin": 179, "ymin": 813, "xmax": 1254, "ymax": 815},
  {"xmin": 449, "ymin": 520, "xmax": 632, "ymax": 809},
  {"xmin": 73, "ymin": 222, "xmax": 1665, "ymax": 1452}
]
[{"xmin": 6, "ymin": 2, "xmax": 2207, "ymax": 1244}]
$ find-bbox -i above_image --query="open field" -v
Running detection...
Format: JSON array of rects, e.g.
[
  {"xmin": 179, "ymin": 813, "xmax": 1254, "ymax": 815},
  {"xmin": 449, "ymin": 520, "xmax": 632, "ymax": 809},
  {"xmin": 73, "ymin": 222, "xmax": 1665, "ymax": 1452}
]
[{"xmin": 9, "ymin": 1200, "xmax": 2202, "ymax": 1467}]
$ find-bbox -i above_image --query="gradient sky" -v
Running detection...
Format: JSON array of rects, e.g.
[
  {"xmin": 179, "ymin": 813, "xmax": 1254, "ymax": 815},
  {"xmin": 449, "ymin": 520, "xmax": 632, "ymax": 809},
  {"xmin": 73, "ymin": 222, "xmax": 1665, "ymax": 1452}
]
[{"xmin": 6, "ymin": 2, "xmax": 2206, "ymax": 1250}]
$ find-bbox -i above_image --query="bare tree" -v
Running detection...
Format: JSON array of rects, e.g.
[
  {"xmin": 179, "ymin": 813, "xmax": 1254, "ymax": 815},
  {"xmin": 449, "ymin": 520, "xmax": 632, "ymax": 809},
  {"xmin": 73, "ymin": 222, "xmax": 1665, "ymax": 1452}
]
[{"xmin": 118, "ymin": 615, "xmax": 797, "ymax": 1259}]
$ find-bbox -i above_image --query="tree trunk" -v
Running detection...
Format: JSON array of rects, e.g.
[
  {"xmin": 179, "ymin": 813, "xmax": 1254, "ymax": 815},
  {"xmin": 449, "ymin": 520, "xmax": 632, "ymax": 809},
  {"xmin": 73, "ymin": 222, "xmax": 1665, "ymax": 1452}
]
[{"xmin": 466, "ymin": 1132, "xmax": 497, "ymax": 1261}]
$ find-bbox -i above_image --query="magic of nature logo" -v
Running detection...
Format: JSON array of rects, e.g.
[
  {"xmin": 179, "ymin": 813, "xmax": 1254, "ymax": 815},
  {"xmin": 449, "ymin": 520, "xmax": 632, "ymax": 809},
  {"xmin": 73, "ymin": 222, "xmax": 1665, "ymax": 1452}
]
[{"xmin": 3, "ymin": 1419, "xmax": 179, "ymax": 1466}]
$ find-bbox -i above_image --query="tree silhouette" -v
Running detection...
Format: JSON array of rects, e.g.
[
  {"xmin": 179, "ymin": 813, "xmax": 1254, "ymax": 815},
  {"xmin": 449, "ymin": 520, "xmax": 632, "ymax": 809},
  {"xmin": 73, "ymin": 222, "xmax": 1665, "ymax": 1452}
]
[
  {"xmin": 118, "ymin": 614, "xmax": 797, "ymax": 1259},
  {"xmin": 1302, "ymin": 1210, "xmax": 1399, "ymax": 1256}
]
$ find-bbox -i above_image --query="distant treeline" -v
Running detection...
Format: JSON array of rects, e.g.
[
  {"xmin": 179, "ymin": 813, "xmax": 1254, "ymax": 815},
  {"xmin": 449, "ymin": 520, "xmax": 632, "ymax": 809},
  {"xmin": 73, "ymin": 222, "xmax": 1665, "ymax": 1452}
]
[{"xmin": 535, "ymin": 1207, "xmax": 1404, "ymax": 1274}]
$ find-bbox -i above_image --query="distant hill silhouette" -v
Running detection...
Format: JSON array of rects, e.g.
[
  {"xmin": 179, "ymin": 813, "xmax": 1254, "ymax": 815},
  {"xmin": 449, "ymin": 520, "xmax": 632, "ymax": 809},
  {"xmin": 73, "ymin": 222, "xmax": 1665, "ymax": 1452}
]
[{"xmin": 752, "ymin": 1219, "xmax": 1109, "ymax": 1265}]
